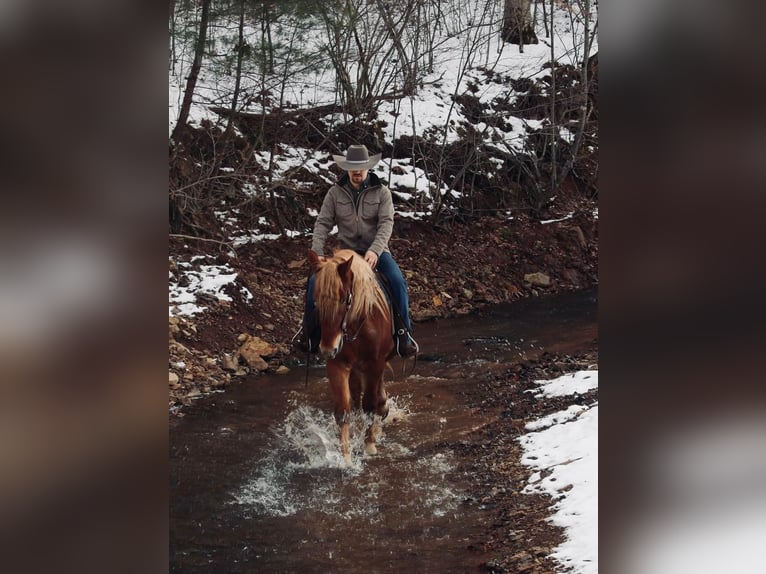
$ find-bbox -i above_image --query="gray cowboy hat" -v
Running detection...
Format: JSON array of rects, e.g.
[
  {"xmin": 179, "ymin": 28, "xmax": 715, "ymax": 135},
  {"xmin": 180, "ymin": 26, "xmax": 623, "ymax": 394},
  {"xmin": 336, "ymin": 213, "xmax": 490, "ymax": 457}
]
[{"xmin": 332, "ymin": 145, "xmax": 381, "ymax": 171}]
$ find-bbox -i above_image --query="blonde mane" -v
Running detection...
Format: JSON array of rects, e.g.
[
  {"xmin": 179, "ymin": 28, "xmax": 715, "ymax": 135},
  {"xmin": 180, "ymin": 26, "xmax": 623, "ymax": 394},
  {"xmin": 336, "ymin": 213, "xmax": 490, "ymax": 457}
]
[{"xmin": 314, "ymin": 249, "xmax": 388, "ymax": 322}]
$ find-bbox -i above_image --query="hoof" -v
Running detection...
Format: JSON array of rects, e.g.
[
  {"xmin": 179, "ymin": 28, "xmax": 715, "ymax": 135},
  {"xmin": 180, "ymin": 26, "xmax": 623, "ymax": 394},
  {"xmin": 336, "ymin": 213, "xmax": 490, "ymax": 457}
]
[{"xmin": 364, "ymin": 442, "xmax": 378, "ymax": 455}]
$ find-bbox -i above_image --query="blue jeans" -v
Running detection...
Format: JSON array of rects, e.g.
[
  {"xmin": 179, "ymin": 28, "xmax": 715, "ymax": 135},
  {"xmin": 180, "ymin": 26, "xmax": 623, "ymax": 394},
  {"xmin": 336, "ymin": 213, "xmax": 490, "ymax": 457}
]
[{"xmin": 305, "ymin": 251, "xmax": 412, "ymax": 331}]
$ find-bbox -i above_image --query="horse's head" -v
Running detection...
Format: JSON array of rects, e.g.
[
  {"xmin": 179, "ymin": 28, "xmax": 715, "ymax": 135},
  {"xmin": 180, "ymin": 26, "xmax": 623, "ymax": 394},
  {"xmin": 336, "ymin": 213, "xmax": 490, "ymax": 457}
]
[{"xmin": 309, "ymin": 249, "xmax": 354, "ymax": 359}]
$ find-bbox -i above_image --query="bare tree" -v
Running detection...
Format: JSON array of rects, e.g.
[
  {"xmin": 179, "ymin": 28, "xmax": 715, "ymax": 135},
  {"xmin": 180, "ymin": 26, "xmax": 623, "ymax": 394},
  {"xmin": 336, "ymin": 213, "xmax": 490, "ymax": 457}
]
[
  {"xmin": 555, "ymin": 0, "xmax": 596, "ymax": 187},
  {"xmin": 260, "ymin": 0, "xmax": 275, "ymax": 74},
  {"xmin": 428, "ymin": 0, "xmax": 497, "ymax": 222},
  {"xmin": 172, "ymin": 0, "xmax": 212, "ymax": 141},
  {"xmin": 169, "ymin": 0, "xmax": 177, "ymax": 73},
  {"xmin": 225, "ymin": 0, "xmax": 247, "ymax": 136},
  {"xmin": 317, "ymin": 0, "xmax": 447, "ymax": 123},
  {"xmin": 548, "ymin": 0, "xmax": 557, "ymax": 193}
]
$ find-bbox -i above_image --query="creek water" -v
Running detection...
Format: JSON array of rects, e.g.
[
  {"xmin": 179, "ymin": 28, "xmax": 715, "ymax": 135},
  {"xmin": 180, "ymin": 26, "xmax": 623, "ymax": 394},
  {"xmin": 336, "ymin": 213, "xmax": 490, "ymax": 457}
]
[{"xmin": 170, "ymin": 289, "xmax": 597, "ymax": 573}]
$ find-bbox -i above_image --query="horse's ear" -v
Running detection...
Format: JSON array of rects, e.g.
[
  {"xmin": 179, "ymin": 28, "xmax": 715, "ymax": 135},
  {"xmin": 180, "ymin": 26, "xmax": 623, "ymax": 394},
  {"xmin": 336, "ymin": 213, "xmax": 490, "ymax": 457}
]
[
  {"xmin": 337, "ymin": 255, "xmax": 354, "ymax": 283},
  {"xmin": 308, "ymin": 249, "xmax": 323, "ymax": 271}
]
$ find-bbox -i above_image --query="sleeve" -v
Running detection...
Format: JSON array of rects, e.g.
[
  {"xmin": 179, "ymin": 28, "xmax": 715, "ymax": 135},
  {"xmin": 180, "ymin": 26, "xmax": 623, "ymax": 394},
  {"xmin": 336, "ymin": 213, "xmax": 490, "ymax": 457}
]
[
  {"xmin": 368, "ymin": 186, "xmax": 394, "ymax": 256},
  {"xmin": 311, "ymin": 189, "xmax": 335, "ymax": 255}
]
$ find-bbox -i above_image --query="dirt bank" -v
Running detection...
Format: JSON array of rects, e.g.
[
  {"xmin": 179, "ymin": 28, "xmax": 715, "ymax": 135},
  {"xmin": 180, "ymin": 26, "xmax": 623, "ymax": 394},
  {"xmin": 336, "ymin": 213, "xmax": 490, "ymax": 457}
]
[{"xmin": 169, "ymin": 198, "xmax": 597, "ymax": 410}]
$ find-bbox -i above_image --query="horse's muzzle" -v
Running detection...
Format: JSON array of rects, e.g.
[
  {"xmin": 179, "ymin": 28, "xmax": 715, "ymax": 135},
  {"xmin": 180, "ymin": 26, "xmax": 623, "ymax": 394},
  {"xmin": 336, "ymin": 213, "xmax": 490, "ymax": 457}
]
[{"xmin": 319, "ymin": 335, "xmax": 343, "ymax": 360}]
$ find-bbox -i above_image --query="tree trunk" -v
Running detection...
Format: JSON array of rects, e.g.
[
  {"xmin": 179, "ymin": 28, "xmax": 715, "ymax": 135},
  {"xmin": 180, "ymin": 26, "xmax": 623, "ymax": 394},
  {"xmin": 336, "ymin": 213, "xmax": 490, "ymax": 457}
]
[
  {"xmin": 374, "ymin": 0, "xmax": 417, "ymax": 95},
  {"xmin": 501, "ymin": 0, "xmax": 538, "ymax": 46},
  {"xmin": 548, "ymin": 0, "xmax": 557, "ymax": 198},
  {"xmin": 169, "ymin": 0, "xmax": 176, "ymax": 73},
  {"xmin": 225, "ymin": 0, "xmax": 247, "ymax": 136},
  {"xmin": 171, "ymin": 0, "xmax": 212, "ymax": 142},
  {"xmin": 556, "ymin": 1, "xmax": 594, "ymax": 186},
  {"xmin": 261, "ymin": 1, "xmax": 275, "ymax": 74}
]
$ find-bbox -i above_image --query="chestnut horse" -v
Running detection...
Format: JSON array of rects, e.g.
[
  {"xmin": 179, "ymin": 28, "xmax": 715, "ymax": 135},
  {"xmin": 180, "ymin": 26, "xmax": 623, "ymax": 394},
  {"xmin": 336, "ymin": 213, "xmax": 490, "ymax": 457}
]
[{"xmin": 309, "ymin": 248, "xmax": 394, "ymax": 464}]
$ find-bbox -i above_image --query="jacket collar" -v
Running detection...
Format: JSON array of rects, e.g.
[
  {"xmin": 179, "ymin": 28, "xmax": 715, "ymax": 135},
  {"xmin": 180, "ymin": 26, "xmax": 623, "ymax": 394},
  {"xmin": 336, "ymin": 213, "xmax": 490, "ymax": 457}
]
[{"xmin": 338, "ymin": 171, "xmax": 382, "ymax": 191}]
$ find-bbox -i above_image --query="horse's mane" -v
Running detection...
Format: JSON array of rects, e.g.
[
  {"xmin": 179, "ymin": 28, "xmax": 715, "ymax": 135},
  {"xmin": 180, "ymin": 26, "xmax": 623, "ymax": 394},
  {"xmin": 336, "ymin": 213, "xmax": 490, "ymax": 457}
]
[{"xmin": 314, "ymin": 249, "xmax": 388, "ymax": 322}]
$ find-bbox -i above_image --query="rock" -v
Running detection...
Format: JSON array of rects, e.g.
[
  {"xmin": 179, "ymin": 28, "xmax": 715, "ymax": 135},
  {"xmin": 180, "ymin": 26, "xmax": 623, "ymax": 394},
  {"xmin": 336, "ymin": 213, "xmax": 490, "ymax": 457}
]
[
  {"xmin": 275, "ymin": 365, "xmax": 290, "ymax": 375},
  {"xmin": 524, "ymin": 272, "xmax": 551, "ymax": 287},
  {"xmin": 240, "ymin": 352, "xmax": 269, "ymax": 371},
  {"xmin": 221, "ymin": 353, "xmax": 239, "ymax": 371},
  {"xmin": 237, "ymin": 336, "xmax": 272, "ymax": 371},
  {"xmin": 238, "ymin": 335, "xmax": 277, "ymax": 358},
  {"xmin": 170, "ymin": 341, "xmax": 190, "ymax": 354},
  {"xmin": 169, "ymin": 372, "xmax": 180, "ymax": 386}
]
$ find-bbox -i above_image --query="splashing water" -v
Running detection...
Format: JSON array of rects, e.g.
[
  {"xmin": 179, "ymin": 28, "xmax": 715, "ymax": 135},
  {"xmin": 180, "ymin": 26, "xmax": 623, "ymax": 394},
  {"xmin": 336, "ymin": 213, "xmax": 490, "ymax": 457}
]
[{"xmin": 232, "ymin": 401, "xmax": 458, "ymax": 519}]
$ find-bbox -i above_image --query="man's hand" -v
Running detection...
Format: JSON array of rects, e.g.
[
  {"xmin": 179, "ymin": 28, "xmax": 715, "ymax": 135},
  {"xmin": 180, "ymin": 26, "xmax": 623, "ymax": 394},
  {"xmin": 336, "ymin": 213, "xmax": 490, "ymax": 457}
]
[{"xmin": 364, "ymin": 250, "xmax": 378, "ymax": 269}]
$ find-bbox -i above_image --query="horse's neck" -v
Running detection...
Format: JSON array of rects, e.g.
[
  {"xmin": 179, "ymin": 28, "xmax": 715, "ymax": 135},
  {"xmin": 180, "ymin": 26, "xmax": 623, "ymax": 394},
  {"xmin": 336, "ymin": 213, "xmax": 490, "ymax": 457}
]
[{"xmin": 350, "ymin": 276, "xmax": 386, "ymax": 318}]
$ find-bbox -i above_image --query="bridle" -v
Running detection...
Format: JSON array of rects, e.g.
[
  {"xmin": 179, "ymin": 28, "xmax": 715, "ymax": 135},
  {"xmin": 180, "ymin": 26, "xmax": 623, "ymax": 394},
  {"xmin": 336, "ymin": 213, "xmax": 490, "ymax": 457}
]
[
  {"xmin": 305, "ymin": 289, "xmax": 355, "ymax": 386},
  {"xmin": 339, "ymin": 290, "xmax": 353, "ymax": 341},
  {"xmin": 340, "ymin": 288, "xmax": 365, "ymax": 341}
]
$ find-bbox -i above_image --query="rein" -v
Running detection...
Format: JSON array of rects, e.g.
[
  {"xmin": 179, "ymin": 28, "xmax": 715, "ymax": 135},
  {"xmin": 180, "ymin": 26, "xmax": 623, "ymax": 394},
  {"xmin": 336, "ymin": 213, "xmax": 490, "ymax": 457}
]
[{"xmin": 336, "ymin": 290, "xmax": 366, "ymax": 356}]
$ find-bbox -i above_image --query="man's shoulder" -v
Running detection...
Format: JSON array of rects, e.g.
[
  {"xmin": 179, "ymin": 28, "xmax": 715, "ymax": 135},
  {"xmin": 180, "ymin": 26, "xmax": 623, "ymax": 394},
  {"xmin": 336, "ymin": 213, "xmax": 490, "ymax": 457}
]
[
  {"xmin": 326, "ymin": 182, "xmax": 345, "ymax": 196},
  {"xmin": 367, "ymin": 174, "xmax": 391, "ymax": 194}
]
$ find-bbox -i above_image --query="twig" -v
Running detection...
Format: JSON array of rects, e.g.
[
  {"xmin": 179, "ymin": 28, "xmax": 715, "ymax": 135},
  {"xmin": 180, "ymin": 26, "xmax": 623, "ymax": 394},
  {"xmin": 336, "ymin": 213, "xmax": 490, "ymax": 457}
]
[{"xmin": 169, "ymin": 234, "xmax": 237, "ymax": 251}]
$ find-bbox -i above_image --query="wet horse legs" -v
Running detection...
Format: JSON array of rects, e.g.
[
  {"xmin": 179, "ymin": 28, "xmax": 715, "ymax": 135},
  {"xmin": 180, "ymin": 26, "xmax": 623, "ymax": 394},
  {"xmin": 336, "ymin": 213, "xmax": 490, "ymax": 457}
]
[
  {"xmin": 362, "ymin": 366, "xmax": 388, "ymax": 455},
  {"xmin": 327, "ymin": 361, "xmax": 352, "ymax": 464}
]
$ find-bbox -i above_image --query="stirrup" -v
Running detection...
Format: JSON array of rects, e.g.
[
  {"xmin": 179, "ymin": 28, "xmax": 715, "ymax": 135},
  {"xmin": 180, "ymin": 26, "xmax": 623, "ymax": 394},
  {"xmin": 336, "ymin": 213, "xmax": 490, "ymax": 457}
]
[
  {"xmin": 291, "ymin": 326, "xmax": 318, "ymax": 354},
  {"xmin": 395, "ymin": 328, "xmax": 419, "ymax": 357}
]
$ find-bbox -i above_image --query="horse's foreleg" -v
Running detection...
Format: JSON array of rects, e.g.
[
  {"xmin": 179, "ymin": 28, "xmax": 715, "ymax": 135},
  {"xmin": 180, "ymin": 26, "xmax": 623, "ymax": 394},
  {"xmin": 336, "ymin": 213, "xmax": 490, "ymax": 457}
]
[
  {"xmin": 362, "ymin": 366, "xmax": 388, "ymax": 455},
  {"xmin": 362, "ymin": 374, "xmax": 389, "ymax": 419},
  {"xmin": 364, "ymin": 419, "xmax": 382, "ymax": 455},
  {"xmin": 327, "ymin": 361, "xmax": 352, "ymax": 465}
]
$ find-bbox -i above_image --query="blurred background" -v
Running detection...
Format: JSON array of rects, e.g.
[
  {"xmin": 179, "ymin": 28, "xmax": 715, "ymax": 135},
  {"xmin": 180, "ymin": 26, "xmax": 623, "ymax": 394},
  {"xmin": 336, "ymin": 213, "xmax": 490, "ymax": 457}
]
[{"xmin": 0, "ymin": 1, "xmax": 167, "ymax": 572}]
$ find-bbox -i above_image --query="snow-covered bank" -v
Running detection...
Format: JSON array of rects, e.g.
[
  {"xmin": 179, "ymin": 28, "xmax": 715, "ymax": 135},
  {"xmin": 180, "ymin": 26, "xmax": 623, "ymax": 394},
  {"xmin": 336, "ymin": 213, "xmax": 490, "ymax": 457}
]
[{"xmin": 520, "ymin": 370, "xmax": 598, "ymax": 574}]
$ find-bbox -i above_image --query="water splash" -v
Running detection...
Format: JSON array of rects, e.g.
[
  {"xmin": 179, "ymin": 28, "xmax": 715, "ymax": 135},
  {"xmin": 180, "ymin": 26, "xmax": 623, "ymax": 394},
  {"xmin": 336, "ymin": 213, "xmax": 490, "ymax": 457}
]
[
  {"xmin": 232, "ymin": 402, "xmax": 459, "ymax": 519},
  {"xmin": 282, "ymin": 405, "xmax": 367, "ymax": 470}
]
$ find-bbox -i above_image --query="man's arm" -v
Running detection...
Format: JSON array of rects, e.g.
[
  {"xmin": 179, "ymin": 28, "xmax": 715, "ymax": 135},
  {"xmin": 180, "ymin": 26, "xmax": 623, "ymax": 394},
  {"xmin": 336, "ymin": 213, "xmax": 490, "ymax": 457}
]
[
  {"xmin": 368, "ymin": 186, "xmax": 394, "ymax": 256},
  {"xmin": 311, "ymin": 190, "xmax": 335, "ymax": 255}
]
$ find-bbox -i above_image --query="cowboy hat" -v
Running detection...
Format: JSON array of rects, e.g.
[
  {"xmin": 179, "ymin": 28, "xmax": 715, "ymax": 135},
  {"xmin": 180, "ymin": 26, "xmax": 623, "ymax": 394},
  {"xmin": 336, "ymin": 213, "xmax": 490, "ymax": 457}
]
[{"xmin": 332, "ymin": 145, "xmax": 381, "ymax": 171}]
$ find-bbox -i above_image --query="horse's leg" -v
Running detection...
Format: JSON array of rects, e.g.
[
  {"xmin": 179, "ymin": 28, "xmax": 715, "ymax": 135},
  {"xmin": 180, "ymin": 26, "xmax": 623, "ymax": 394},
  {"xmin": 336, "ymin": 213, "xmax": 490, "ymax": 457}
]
[
  {"xmin": 327, "ymin": 360, "xmax": 352, "ymax": 464},
  {"xmin": 362, "ymin": 361, "xmax": 389, "ymax": 455},
  {"xmin": 349, "ymin": 368, "xmax": 362, "ymax": 411}
]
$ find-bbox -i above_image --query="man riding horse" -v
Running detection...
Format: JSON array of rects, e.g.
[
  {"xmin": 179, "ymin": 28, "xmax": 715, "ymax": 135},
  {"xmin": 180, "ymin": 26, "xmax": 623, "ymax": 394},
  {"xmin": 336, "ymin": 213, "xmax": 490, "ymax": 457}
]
[{"xmin": 293, "ymin": 144, "xmax": 419, "ymax": 357}]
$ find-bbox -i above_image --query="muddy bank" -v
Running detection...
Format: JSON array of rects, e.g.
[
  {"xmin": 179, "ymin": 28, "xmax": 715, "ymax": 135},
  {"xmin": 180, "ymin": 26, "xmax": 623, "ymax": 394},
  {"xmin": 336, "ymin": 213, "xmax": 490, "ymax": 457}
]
[{"xmin": 169, "ymin": 207, "xmax": 598, "ymax": 411}]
